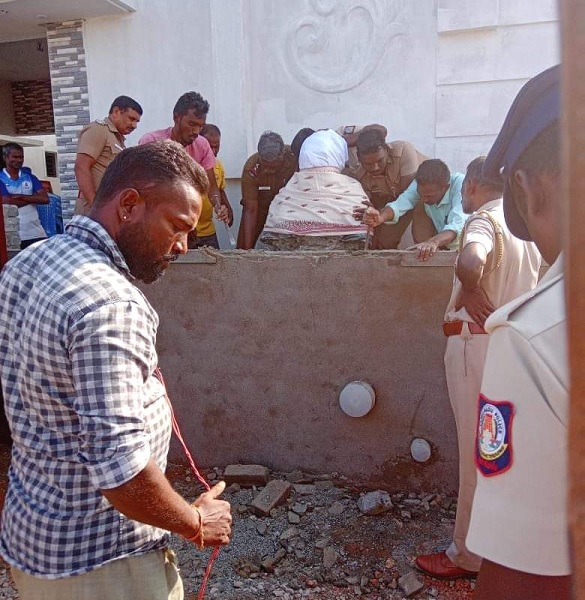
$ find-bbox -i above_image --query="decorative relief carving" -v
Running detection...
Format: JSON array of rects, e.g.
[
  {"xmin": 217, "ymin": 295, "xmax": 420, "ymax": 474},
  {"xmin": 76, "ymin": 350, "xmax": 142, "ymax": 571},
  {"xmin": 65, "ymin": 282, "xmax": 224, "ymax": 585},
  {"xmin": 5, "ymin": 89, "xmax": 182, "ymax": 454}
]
[{"xmin": 285, "ymin": 0, "xmax": 405, "ymax": 93}]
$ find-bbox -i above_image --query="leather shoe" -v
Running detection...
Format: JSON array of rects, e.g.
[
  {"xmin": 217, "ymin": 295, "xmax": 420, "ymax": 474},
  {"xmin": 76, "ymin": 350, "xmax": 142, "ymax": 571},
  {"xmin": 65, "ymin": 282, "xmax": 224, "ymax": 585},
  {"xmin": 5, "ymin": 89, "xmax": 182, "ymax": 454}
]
[{"xmin": 415, "ymin": 551, "xmax": 478, "ymax": 580}]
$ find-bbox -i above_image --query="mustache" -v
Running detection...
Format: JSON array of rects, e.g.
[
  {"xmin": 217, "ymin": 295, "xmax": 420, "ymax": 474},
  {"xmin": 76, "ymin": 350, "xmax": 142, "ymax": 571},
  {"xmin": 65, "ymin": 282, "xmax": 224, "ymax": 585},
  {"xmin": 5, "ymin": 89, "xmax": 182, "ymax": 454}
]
[{"xmin": 162, "ymin": 253, "xmax": 179, "ymax": 262}]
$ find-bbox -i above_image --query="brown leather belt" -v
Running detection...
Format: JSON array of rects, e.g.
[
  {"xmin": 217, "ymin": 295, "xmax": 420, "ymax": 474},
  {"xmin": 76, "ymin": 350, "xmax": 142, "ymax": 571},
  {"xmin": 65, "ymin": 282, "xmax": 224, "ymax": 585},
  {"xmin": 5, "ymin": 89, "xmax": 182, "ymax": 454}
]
[{"xmin": 443, "ymin": 321, "xmax": 487, "ymax": 336}]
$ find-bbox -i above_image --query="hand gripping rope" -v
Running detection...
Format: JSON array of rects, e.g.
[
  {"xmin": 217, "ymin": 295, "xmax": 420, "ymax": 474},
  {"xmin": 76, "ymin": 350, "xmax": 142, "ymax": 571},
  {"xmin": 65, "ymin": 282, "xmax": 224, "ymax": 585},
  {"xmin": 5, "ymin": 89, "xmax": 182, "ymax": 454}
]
[{"xmin": 155, "ymin": 367, "xmax": 219, "ymax": 600}]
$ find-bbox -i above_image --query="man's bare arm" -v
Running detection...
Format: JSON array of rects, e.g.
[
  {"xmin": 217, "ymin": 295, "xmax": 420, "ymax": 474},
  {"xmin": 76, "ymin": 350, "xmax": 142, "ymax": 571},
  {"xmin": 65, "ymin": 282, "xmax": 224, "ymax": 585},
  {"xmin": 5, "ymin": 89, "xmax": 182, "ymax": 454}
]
[
  {"xmin": 353, "ymin": 202, "xmax": 396, "ymax": 226},
  {"xmin": 454, "ymin": 241, "xmax": 496, "ymax": 326},
  {"xmin": 408, "ymin": 229, "xmax": 457, "ymax": 261},
  {"xmin": 220, "ymin": 189, "xmax": 234, "ymax": 227},
  {"xmin": 206, "ymin": 169, "xmax": 229, "ymax": 223},
  {"xmin": 75, "ymin": 153, "xmax": 98, "ymax": 204},
  {"xmin": 101, "ymin": 458, "xmax": 232, "ymax": 547},
  {"xmin": 2, "ymin": 189, "xmax": 49, "ymax": 207},
  {"xmin": 238, "ymin": 201, "xmax": 259, "ymax": 249}
]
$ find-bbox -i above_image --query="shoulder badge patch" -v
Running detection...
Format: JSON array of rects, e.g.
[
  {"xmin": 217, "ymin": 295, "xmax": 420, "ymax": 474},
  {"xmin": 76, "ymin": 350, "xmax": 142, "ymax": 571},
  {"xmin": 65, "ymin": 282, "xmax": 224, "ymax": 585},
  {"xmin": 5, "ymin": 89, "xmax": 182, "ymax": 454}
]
[{"xmin": 475, "ymin": 394, "xmax": 514, "ymax": 477}]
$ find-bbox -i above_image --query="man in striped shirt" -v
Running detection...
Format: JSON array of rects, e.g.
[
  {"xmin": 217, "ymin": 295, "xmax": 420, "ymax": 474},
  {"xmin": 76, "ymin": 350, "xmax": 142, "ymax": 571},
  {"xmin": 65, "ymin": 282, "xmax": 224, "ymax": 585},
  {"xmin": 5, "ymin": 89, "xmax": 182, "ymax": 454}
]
[{"xmin": 0, "ymin": 141, "xmax": 232, "ymax": 600}]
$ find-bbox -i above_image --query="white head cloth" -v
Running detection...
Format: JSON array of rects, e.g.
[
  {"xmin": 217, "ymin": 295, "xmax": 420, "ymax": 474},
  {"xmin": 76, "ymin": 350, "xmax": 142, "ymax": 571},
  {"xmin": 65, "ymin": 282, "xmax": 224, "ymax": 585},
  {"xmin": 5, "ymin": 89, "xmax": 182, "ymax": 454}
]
[{"xmin": 298, "ymin": 129, "xmax": 348, "ymax": 171}]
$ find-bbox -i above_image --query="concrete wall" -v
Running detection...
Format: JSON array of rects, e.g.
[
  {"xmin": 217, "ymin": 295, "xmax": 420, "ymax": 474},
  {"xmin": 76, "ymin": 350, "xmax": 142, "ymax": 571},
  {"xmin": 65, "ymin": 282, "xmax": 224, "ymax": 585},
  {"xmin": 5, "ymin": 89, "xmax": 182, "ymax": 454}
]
[{"xmin": 141, "ymin": 251, "xmax": 459, "ymax": 492}]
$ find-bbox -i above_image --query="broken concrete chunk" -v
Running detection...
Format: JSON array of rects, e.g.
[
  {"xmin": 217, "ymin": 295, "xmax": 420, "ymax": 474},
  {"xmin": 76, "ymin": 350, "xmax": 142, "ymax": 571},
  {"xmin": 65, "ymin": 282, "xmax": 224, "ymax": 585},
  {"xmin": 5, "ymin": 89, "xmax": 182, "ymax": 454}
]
[
  {"xmin": 328, "ymin": 501, "xmax": 346, "ymax": 516},
  {"xmin": 398, "ymin": 571, "xmax": 424, "ymax": 597},
  {"xmin": 256, "ymin": 521, "xmax": 268, "ymax": 535},
  {"xmin": 279, "ymin": 526, "xmax": 299, "ymax": 541},
  {"xmin": 261, "ymin": 548, "xmax": 287, "ymax": 572},
  {"xmin": 287, "ymin": 511, "xmax": 301, "ymax": 524},
  {"xmin": 224, "ymin": 464, "xmax": 270, "ymax": 487},
  {"xmin": 322, "ymin": 546, "xmax": 338, "ymax": 568},
  {"xmin": 292, "ymin": 502, "xmax": 308, "ymax": 515},
  {"xmin": 314, "ymin": 480, "xmax": 334, "ymax": 491},
  {"xmin": 250, "ymin": 479, "xmax": 292, "ymax": 516},
  {"xmin": 357, "ymin": 490, "xmax": 393, "ymax": 515},
  {"xmin": 293, "ymin": 484, "xmax": 316, "ymax": 495}
]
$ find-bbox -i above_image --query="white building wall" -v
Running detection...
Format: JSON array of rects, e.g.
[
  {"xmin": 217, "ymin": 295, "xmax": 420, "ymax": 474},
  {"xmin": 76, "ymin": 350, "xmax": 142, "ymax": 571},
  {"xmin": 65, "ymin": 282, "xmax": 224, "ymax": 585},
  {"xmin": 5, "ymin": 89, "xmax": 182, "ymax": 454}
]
[
  {"xmin": 22, "ymin": 134, "xmax": 61, "ymax": 194},
  {"xmin": 81, "ymin": 0, "xmax": 560, "ymax": 238},
  {"xmin": 435, "ymin": 0, "xmax": 559, "ymax": 171}
]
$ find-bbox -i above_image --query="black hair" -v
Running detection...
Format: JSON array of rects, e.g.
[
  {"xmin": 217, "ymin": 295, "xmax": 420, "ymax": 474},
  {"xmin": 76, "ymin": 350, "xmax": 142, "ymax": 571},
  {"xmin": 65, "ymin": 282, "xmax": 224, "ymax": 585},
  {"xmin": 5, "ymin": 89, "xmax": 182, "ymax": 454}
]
[
  {"xmin": 291, "ymin": 128, "xmax": 315, "ymax": 161},
  {"xmin": 109, "ymin": 96, "xmax": 143, "ymax": 116},
  {"xmin": 356, "ymin": 129, "xmax": 386, "ymax": 157},
  {"xmin": 201, "ymin": 123, "xmax": 221, "ymax": 137},
  {"xmin": 465, "ymin": 156, "xmax": 504, "ymax": 194},
  {"xmin": 2, "ymin": 142, "xmax": 23, "ymax": 159},
  {"xmin": 415, "ymin": 159, "xmax": 451, "ymax": 185},
  {"xmin": 173, "ymin": 91, "xmax": 210, "ymax": 118},
  {"xmin": 93, "ymin": 140, "xmax": 209, "ymax": 207}
]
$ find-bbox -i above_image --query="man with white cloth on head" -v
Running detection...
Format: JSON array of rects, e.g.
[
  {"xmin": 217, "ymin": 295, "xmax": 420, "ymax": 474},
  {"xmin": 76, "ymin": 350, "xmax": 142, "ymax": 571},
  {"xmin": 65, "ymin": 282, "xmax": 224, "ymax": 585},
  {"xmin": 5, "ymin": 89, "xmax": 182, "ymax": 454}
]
[{"xmin": 261, "ymin": 129, "xmax": 369, "ymax": 250}]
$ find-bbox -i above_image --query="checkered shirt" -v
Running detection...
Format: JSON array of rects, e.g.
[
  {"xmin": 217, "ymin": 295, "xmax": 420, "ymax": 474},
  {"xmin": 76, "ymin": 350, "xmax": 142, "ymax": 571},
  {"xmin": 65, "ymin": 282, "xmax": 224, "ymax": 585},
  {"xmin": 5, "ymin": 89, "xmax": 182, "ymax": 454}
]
[{"xmin": 0, "ymin": 216, "xmax": 172, "ymax": 578}]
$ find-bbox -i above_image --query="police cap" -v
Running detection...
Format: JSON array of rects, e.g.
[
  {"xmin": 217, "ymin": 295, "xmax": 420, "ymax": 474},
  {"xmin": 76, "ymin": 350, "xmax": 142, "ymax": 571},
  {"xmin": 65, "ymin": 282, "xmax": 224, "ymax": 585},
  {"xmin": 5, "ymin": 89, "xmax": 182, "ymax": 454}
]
[{"xmin": 483, "ymin": 64, "xmax": 560, "ymax": 240}]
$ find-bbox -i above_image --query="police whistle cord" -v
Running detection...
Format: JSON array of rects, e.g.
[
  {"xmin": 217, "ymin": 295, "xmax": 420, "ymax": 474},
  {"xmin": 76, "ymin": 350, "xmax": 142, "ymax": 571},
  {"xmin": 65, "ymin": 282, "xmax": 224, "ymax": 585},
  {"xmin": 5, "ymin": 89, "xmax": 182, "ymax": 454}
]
[{"xmin": 155, "ymin": 367, "xmax": 219, "ymax": 600}]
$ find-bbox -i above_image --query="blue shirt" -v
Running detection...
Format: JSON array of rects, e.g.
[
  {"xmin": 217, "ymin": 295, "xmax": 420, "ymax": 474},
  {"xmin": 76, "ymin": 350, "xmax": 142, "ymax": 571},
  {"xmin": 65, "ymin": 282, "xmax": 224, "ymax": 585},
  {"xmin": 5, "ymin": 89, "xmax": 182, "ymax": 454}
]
[
  {"xmin": 0, "ymin": 168, "xmax": 46, "ymax": 241},
  {"xmin": 0, "ymin": 216, "xmax": 170, "ymax": 578},
  {"xmin": 384, "ymin": 173, "xmax": 467, "ymax": 248}
]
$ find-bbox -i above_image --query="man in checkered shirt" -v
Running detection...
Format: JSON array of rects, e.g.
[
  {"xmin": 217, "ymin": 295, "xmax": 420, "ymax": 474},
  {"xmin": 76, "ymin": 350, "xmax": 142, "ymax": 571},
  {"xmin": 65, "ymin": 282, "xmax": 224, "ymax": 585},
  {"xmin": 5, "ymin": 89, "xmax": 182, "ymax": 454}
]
[{"xmin": 0, "ymin": 141, "xmax": 232, "ymax": 600}]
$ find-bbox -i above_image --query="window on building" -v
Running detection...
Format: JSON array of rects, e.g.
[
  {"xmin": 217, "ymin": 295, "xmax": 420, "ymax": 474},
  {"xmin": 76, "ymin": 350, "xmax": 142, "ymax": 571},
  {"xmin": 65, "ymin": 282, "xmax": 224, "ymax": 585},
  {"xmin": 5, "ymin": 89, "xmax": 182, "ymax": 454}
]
[{"xmin": 45, "ymin": 151, "xmax": 57, "ymax": 178}]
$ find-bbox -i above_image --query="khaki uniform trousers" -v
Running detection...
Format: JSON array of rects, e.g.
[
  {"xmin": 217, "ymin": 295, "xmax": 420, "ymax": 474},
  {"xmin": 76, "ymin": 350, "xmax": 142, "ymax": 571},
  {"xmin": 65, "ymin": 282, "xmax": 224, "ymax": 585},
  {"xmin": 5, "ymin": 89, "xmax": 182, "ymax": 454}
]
[
  {"xmin": 444, "ymin": 327, "xmax": 489, "ymax": 572},
  {"xmin": 12, "ymin": 548, "xmax": 183, "ymax": 600}
]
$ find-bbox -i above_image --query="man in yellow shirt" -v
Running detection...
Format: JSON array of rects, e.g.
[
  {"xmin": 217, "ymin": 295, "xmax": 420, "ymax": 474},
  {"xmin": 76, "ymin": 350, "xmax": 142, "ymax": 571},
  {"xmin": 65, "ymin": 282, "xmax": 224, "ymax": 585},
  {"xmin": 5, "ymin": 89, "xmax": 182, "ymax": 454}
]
[{"xmin": 191, "ymin": 124, "xmax": 234, "ymax": 248}]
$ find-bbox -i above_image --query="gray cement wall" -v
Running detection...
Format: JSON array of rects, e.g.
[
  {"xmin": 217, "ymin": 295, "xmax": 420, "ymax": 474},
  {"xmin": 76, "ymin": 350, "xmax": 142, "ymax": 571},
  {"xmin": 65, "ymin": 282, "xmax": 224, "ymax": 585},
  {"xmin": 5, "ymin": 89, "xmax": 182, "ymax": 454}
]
[{"xmin": 141, "ymin": 250, "xmax": 458, "ymax": 493}]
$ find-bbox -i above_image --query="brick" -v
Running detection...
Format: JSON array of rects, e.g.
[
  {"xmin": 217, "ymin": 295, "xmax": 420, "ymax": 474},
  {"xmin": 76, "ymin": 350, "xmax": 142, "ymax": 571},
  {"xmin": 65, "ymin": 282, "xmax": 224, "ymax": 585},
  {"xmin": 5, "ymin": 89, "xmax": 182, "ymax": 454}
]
[
  {"xmin": 224, "ymin": 464, "xmax": 270, "ymax": 487},
  {"xmin": 250, "ymin": 480, "xmax": 292, "ymax": 516},
  {"xmin": 398, "ymin": 572, "xmax": 424, "ymax": 597}
]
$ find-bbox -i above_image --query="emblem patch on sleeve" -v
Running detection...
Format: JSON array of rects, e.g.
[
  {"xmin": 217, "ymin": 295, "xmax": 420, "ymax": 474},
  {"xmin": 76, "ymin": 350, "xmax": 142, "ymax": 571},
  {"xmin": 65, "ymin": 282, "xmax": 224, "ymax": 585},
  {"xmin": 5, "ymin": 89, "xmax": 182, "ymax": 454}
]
[{"xmin": 475, "ymin": 394, "xmax": 514, "ymax": 477}]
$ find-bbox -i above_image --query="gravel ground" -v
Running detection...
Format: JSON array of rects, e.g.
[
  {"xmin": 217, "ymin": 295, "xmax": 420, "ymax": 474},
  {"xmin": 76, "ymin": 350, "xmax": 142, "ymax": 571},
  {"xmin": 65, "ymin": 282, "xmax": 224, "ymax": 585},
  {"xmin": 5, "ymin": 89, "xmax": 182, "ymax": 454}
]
[{"xmin": 0, "ymin": 452, "xmax": 475, "ymax": 600}]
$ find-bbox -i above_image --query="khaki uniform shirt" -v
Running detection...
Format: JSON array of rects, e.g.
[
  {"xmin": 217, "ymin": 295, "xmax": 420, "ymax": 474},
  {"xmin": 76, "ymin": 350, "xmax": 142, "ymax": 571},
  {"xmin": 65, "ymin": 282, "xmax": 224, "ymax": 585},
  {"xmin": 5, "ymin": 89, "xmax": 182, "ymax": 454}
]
[
  {"xmin": 239, "ymin": 147, "xmax": 297, "ymax": 243},
  {"xmin": 466, "ymin": 256, "xmax": 569, "ymax": 576},
  {"xmin": 346, "ymin": 141, "xmax": 427, "ymax": 209},
  {"xmin": 76, "ymin": 117, "xmax": 125, "ymax": 197},
  {"xmin": 445, "ymin": 198, "xmax": 542, "ymax": 323}
]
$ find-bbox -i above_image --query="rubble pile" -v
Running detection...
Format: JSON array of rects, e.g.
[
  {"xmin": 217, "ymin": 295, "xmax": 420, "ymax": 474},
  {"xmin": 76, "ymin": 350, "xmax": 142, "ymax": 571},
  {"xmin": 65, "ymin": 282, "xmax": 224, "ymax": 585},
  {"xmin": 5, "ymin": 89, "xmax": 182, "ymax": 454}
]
[{"xmin": 171, "ymin": 464, "xmax": 475, "ymax": 600}]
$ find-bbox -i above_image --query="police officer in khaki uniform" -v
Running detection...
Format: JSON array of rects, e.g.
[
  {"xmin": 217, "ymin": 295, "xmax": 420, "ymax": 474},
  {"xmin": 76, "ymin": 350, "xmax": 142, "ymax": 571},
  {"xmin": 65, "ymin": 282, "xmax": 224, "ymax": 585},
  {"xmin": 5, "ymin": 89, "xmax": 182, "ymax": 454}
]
[
  {"xmin": 415, "ymin": 157, "xmax": 541, "ymax": 580},
  {"xmin": 463, "ymin": 66, "xmax": 571, "ymax": 600},
  {"xmin": 74, "ymin": 96, "xmax": 143, "ymax": 215},
  {"xmin": 335, "ymin": 124, "xmax": 387, "ymax": 170},
  {"xmin": 237, "ymin": 131, "xmax": 297, "ymax": 249},
  {"xmin": 346, "ymin": 128, "xmax": 428, "ymax": 249}
]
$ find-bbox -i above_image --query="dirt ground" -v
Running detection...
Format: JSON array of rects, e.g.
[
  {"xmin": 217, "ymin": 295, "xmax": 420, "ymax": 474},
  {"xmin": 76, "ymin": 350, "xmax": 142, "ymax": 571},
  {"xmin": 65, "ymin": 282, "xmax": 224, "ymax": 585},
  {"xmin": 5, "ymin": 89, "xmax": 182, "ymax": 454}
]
[{"xmin": 0, "ymin": 446, "xmax": 475, "ymax": 599}]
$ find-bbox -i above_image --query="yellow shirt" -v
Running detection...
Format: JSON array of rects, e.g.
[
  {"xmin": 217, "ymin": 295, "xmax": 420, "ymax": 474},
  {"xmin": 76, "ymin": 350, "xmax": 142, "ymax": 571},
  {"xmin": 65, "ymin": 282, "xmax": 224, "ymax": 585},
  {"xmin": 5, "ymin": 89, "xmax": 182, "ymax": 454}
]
[{"xmin": 196, "ymin": 160, "xmax": 226, "ymax": 237}]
